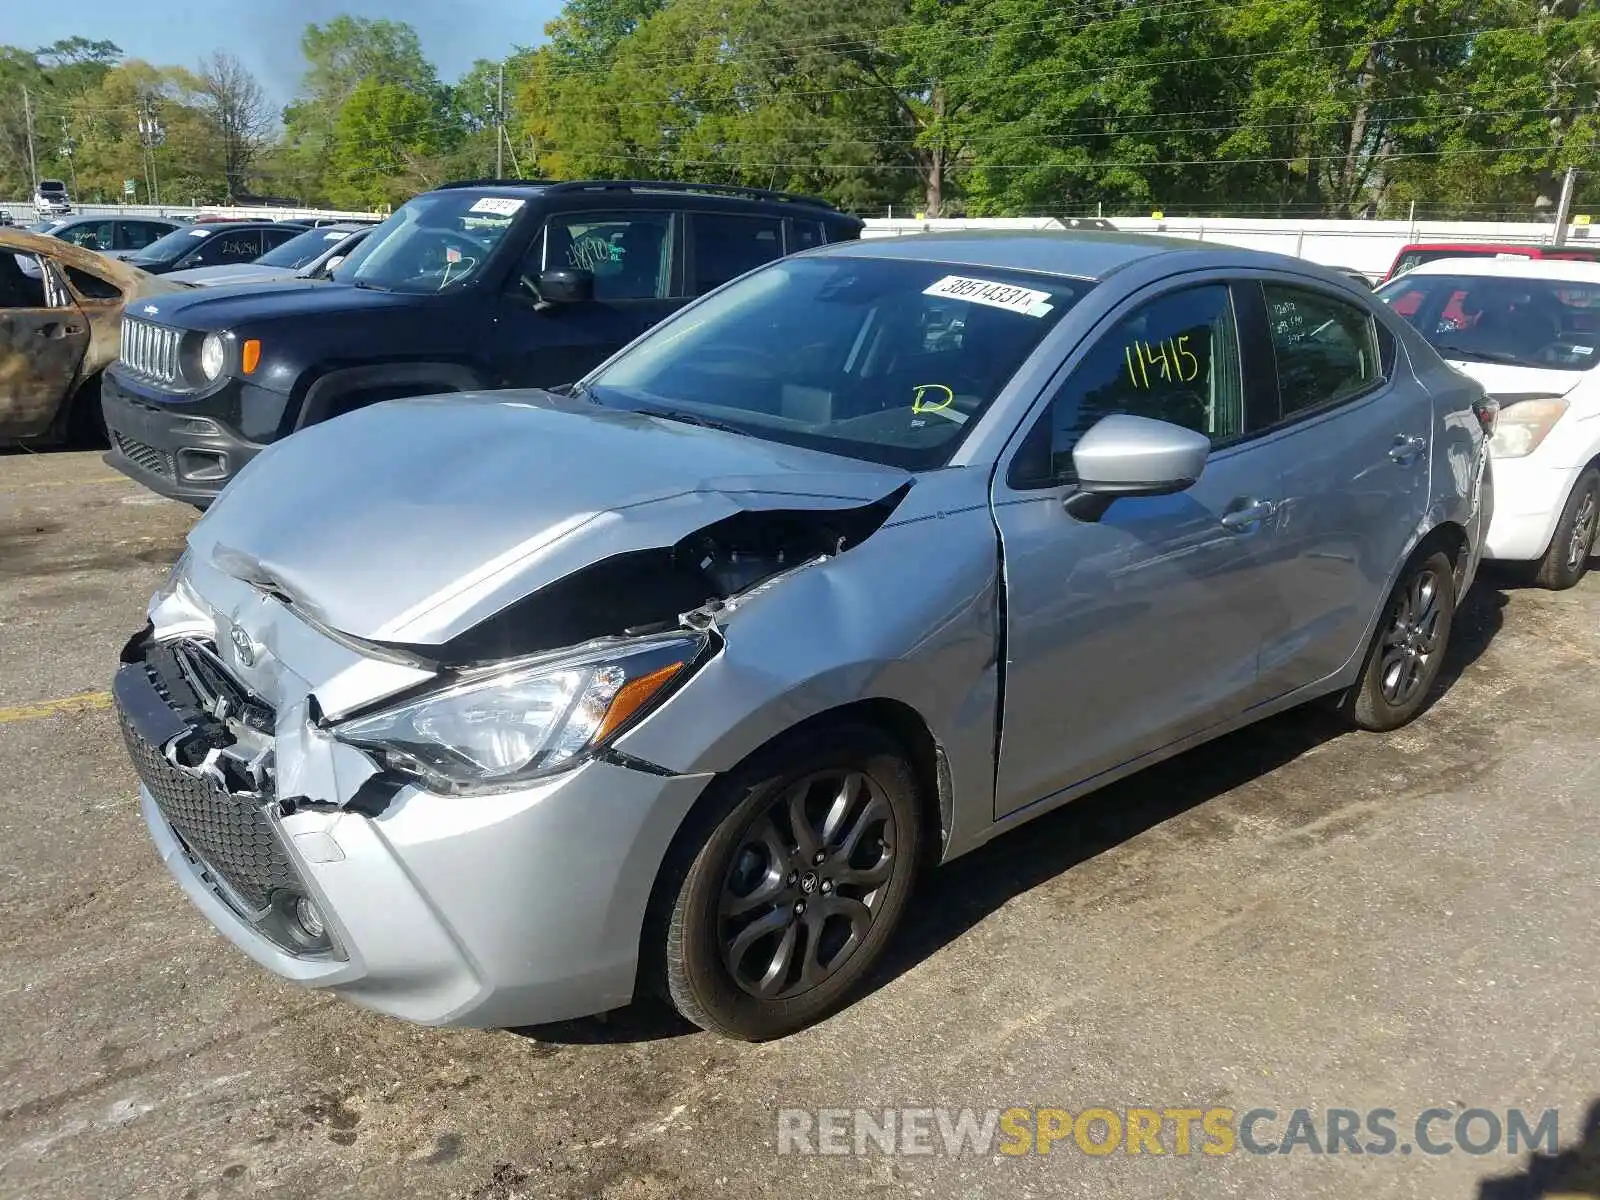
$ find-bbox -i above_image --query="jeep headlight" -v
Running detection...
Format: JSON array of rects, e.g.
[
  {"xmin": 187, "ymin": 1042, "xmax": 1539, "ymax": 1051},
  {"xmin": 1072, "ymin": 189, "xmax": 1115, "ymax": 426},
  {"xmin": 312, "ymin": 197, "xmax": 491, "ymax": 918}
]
[
  {"xmin": 333, "ymin": 634, "xmax": 707, "ymax": 794},
  {"xmin": 199, "ymin": 332, "xmax": 226, "ymax": 381}
]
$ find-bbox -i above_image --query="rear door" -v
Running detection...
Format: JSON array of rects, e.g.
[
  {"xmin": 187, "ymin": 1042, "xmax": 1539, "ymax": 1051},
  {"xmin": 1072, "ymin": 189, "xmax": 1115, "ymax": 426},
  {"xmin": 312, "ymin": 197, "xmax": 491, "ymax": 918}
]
[
  {"xmin": 494, "ymin": 209, "xmax": 683, "ymax": 387},
  {"xmin": 178, "ymin": 228, "xmax": 264, "ymax": 269},
  {"xmin": 991, "ymin": 278, "xmax": 1288, "ymax": 816},
  {"xmin": 0, "ymin": 252, "xmax": 90, "ymax": 438},
  {"xmin": 1245, "ymin": 278, "xmax": 1431, "ymax": 698}
]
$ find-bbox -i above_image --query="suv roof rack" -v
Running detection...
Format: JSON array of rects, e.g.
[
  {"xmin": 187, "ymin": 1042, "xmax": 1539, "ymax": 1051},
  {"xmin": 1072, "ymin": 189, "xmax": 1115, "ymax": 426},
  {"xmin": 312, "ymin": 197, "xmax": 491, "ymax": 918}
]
[{"xmin": 436, "ymin": 177, "xmax": 839, "ymax": 211}]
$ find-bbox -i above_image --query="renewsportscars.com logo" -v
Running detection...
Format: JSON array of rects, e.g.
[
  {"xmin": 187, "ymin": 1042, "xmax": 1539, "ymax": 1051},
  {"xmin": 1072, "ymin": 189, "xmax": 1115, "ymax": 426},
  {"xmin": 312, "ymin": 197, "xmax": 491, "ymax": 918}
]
[{"xmin": 776, "ymin": 1106, "xmax": 1562, "ymax": 1158}]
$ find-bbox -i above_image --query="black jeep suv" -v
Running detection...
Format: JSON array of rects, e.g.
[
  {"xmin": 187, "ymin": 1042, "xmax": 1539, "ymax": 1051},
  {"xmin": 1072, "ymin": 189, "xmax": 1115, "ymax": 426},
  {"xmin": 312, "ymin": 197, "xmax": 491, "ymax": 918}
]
[{"xmin": 102, "ymin": 180, "xmax": 863, "ymax": 505}]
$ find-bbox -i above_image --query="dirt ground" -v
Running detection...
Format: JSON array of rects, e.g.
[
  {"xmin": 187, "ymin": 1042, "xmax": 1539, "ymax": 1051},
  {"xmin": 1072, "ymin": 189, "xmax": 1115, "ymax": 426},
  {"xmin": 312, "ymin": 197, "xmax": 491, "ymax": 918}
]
[{"xmin": 1, "ymin": 449, "xmax": 1597, "ymax": 1200}]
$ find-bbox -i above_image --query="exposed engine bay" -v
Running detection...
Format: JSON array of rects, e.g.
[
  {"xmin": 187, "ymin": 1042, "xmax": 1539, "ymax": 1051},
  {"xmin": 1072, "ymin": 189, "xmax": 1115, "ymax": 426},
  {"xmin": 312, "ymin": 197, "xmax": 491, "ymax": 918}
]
[{"xmin": 390, "ymin": 484, "xmax": 911, "ymax": 666}]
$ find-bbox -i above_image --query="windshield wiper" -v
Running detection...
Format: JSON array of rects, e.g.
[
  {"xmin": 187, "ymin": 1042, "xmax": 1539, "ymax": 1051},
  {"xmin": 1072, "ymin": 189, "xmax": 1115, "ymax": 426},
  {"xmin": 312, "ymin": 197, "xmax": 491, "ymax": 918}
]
[
  {"xmin": 642, "ymin": 407, "xmax": 744, "ymax": 435},
  {"xmin": 350, "ymin": 279, "xmax": 388, "ymax": 292},
  {"xmin": 1432, "ymin": 344, "xmax": 1531, "ymax": 366}
]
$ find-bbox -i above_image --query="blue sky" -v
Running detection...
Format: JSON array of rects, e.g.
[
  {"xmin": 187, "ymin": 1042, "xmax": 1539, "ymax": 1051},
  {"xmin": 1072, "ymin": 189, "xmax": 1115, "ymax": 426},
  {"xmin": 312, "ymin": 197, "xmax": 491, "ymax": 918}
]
[{"xmin": 11, "ymin": 1, "xmax": 563, "ymax": 108}]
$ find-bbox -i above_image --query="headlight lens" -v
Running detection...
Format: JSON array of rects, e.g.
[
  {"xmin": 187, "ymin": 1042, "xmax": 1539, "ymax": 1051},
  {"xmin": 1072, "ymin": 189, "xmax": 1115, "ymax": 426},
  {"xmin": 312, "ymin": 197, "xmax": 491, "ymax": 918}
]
[
  {"xmin": 1489, "ymin": 397, "xmax": 1568, "ymax": 459},
  {"xmin": 199, "ymin": 333, "xmax": 226, "ymax": 381},
  {"xmin": 333, "ymin": 634, "xmax": 706, "ymax": 793}
]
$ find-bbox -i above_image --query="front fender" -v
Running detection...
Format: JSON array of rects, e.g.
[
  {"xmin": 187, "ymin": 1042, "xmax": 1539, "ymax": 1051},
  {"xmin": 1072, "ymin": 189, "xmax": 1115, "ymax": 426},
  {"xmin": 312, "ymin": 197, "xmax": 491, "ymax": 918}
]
[{"xmin": 613, "ymin": 506, "xmax": 1002, "ymax": 863}]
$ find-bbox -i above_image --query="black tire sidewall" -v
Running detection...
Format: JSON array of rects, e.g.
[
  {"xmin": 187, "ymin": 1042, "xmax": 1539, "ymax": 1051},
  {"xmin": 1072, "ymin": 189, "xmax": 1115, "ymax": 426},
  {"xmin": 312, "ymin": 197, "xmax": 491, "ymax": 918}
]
[
  {"xmin": 665, "ymin": 724, "xmax": 922, "ymax": 1040},
  {"xmin": 1537, "ymin": 469, "xmax": 1600, "ymax": 590},
  {"xmin": 1351, "ymin": 548, "xmax": 1457, "ymax": 730}
]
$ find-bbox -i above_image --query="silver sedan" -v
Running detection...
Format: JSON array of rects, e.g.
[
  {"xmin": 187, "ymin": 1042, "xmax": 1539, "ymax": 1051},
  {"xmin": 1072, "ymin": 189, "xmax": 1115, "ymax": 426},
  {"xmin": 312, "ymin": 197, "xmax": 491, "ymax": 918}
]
[{"xmin": 114, "ymin": 231, "xmax": 1494, "ymax": 1039}]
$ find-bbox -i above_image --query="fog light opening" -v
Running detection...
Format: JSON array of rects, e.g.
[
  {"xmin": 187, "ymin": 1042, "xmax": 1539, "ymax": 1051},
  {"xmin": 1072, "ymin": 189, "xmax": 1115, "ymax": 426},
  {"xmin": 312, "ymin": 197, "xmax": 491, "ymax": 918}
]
[{"xmin": 293, "ymin": 895, "xmax": 326, "ymax": 940}]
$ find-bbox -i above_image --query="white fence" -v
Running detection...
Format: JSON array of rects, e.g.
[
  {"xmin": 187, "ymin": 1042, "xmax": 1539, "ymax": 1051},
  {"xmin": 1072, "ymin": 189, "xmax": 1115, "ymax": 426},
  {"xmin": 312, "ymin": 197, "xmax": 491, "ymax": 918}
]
[
  {"xmin": 1, "ymin": 201, "xmax": 384, "ymax": 225},
  {"xmin": 862, "ymin": 216, "xmax": 1598, "ymax": 278}
]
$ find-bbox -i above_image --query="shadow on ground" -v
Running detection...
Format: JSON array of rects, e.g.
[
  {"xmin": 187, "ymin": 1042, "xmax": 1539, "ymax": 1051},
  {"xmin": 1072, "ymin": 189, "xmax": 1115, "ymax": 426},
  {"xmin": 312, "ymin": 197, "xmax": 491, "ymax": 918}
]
[
  {"xmin": 516, "ymin": 578, "xmax": 1509, "ymax": 1045},
  {"xmin": 1479, "ymin": 1099, "xmax": 1600, "ymax": 1198}
]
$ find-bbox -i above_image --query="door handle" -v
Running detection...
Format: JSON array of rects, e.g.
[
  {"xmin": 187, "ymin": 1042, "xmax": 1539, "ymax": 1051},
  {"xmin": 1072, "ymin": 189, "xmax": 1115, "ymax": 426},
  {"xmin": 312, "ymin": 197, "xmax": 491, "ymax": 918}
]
[
  {"xmin": 1220, "ymin": 498, "xmax": 1278, "ymax": 530},
  {"xmin": 1388, "ymin": 434, "xmax": 1427, "ymax": 463}
]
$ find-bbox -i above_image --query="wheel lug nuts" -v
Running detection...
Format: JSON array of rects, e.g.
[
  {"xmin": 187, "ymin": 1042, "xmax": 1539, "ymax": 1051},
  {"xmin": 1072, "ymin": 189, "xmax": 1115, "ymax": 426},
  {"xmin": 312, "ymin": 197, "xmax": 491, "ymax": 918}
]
[
  {"xmin": 794, "ymin": 901, "xmax": 806, "ymax": 915},
  {"xmin": 813, "ymin": 851, "xmax": 825, "ymax": 865},
  {"xmin": 820, "ymin": 880, "xmax": 833, "ymax": 894},
  {"xmin": 785, "ymin": 871, "xmax": 798, "ymax": 885}
]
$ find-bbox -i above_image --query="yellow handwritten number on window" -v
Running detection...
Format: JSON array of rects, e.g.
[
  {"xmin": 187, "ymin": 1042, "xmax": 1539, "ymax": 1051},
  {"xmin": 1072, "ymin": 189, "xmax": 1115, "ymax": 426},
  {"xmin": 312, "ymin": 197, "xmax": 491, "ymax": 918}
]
[
  {"xmin": 1125, "ymin": 335, "xmax": 1200, "ymax": 389},
  {"xmin": 912, "ymin": 383, "xmax": 955, "ymax": 413}
]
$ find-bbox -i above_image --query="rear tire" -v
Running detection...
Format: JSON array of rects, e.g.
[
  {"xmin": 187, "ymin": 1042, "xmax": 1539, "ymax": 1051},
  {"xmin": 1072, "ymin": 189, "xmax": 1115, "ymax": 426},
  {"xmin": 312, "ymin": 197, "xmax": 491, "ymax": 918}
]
[
  {"xmin": 1342, "ymin": 548, "xmax": 1457, "ymax": 732},
  {"xmin": 65, "ymin": 373, "xmax": 107, "ymax": 449},
  {"xmin": 1532, "ymin": 467, "xmax": 1599, "ymax": 591},
  {"xmin": 660, "ymin": 723, "xmax": 922, "ymax": 1041}
]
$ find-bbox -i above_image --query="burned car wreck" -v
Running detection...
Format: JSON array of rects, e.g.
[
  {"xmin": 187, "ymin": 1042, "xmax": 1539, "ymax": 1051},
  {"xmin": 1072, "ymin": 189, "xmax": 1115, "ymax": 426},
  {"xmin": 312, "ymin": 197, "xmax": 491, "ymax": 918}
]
[
  {"xmin": 115, "ymin": 234, "xmax": 1486, "ymax": 1040},
  {"xmin": 1, "ymin": 228, "xmax": 182, "ymax": 445}
]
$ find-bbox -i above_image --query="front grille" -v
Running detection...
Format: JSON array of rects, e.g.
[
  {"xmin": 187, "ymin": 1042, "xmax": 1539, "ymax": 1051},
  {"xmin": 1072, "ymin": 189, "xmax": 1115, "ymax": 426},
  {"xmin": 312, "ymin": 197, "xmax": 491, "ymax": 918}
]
[
  {"xmin": 118, "ymin": 650, "xmax": 296, "ymax": 914},
  {"xmin": 118, "ymin": 317, "xmax": 183, "ymax": 385},
  {"xmin": 113, "ymin": 430, "xmax": 174, "ymax": 479}
]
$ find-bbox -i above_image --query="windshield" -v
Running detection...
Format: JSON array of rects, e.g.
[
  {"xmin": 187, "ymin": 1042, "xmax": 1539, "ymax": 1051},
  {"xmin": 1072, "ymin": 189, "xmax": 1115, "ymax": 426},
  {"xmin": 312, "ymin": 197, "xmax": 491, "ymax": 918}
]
[
  {"xmin": 257, "ymin": 226, "xmax": 350, "ymax": 269},
  {"xmin": 584, "ymin": 256, "xmax": 1088, "ymax": 469},
  {"xmin": 329, "ymin": 191, "xmax": 523, "ymax": 293},
  {"xmin": 27, "ymin": 219, "xmax": 61, "ymax": 233},
  {"xmin": 1378, "ymin": 273, "xmax": 1600, "ymax": 371},
  {"xmin": 132, "ymin": 226, "xmax": 214, "ymax": 262}
]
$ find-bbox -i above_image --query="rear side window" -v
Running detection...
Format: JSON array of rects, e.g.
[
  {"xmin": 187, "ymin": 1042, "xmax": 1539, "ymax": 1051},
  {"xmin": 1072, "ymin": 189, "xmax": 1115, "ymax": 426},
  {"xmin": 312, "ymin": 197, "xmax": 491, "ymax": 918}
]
[
  {"xmin": 790, "ymin": 219, "xmax": 826, "ymax": 252},
  {"xmin": 120, "ymin": 221, "xmax": 169, "ymax": 250},
  {"xmin": 1263, "ymin": 285, "xmax": 1383, "ymax": 418},
  {"xmin": 186, "ymin": 229, "xmax": 263, "ymax": 267},
  {"xmin": 65, "ymin": 265, "xmax": 121, "ymax": 301},
  {"xmin": 692, "ymin": 213, "xmax": 783, "ymax": 293}
]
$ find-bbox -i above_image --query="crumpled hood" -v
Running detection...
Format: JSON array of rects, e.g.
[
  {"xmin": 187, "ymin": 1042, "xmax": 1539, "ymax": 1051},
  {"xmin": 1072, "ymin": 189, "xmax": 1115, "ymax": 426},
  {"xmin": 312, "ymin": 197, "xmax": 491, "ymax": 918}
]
[
  {"xmin": 188, "ymin": 391, "xmax": 911, "ymax": 646},
  {"xmin": 1445, "ymin": 359, "xmax": 1591, "ymax": 400}
]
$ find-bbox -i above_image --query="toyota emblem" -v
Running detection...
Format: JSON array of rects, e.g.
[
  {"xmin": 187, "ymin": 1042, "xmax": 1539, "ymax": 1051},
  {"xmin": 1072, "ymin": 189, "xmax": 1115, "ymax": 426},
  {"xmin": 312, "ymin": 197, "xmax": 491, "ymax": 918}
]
[{"xmin": 230, "ymin": 625, "xmax": 257, "ymax": 667}]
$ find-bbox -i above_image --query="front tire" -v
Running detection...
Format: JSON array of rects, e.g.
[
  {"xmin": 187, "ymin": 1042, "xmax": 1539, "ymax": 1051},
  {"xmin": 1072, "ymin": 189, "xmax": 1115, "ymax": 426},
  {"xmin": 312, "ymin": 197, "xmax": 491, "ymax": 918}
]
[
  {"xmin": 1343, "ymin": 548, "xmax": 1457, "ymax": 731},
  {"xmin": 1532, "ymin": 467, "xmax": 1599, "ymax": 591},
  {"xmin": 661, "ymin": 724, "xmax": 922, "ymax": 1041}
]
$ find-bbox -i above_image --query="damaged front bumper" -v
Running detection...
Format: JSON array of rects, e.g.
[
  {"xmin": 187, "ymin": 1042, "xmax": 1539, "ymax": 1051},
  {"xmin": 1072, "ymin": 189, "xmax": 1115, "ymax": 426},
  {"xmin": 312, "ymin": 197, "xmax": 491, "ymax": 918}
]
[{"xmin": 118, "ymin": 616, "xmax": 714, "ymax": 1028}]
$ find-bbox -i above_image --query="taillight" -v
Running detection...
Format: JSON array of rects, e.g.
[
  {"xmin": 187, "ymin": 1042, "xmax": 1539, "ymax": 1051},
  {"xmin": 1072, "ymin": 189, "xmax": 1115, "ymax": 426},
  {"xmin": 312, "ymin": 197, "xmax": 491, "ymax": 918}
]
[{"xmin": 1472, "ymin": 396, "xmax": 1499, "ymax": 436}]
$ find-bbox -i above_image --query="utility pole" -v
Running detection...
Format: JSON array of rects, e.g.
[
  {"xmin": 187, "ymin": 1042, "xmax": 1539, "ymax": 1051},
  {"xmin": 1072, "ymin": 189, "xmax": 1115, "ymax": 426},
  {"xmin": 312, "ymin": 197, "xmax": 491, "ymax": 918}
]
[
  {"xmin": 1552, "ymin": 166, "xmax": 1578, "ymax": 247},
  {"xmin": 496, "ymin": 62, "xmax": 505, "ymax": 178},
  {"xmin": 22, "ymin": 85, "xmax": 39, "ymax": 193},
  {"xmin": 138, "ymin": 100, "xmax": 165, "ymax": 206}
]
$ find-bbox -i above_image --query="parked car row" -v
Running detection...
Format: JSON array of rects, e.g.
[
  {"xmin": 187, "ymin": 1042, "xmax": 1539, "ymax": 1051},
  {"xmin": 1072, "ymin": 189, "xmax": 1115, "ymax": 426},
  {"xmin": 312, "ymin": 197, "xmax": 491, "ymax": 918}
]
[{"xmin": 91, "ymin": 184, "xmax": 1596, "ymax": 1046}]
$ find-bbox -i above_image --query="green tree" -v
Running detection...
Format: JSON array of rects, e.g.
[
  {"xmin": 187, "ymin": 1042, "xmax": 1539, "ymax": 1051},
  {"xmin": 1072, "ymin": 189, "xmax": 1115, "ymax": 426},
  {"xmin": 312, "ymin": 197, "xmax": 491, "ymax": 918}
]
[{"xmin": 326, "ymin": 78, "xmax": 453, "ymax": 208}]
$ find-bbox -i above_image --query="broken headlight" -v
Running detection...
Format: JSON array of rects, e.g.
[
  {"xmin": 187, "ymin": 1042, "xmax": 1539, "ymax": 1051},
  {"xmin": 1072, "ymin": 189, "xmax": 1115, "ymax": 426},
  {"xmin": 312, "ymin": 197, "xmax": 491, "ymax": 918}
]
[{"xmin": 332, "ymin": 634, "xmax": 707, "ymax": 794}]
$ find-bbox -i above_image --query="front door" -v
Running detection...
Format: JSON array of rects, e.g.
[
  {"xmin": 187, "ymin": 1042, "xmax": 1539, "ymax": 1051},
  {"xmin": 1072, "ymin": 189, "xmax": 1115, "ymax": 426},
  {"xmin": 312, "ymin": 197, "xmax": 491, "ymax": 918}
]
[
  {"xmin": 991, "ymin": 281, "xmax": 1287, "ymax": 817},
  {"xmin": 1247, "ymin": 282, "xmax": 1433, "ymax": 697},
  {"xmin": 495, "ymin": 210, "xmax": 683, "ymax": 388},
  {"xmin": 0, "ymin": 253, "xmax": 89, "ymax": 439}
]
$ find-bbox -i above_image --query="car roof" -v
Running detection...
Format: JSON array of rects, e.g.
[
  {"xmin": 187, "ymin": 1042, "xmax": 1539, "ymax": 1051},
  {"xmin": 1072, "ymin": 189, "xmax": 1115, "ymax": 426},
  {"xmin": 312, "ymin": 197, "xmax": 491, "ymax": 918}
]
[
  {"xmin": 1391, "ymin": 257, "xmax": 1600, "ymax": 283},
  {"xmin": 811, "ymin": 229, "xmax": 1316, "ymax": 282}
]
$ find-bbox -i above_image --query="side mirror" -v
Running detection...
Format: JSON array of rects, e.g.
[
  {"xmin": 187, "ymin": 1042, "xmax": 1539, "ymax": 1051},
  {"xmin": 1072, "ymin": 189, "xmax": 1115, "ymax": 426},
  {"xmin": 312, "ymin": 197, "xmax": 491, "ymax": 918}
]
[
  {"xmin": 323, "ymin": 255, "xmax": 346, "ymax": 274},
  {"xmin": 536, "ymin": 267, "xmax": 595, "ymax": 305},
  {"xmin": 1065, "ymin": 414, "xmax": 1210, "ymax": 521}
]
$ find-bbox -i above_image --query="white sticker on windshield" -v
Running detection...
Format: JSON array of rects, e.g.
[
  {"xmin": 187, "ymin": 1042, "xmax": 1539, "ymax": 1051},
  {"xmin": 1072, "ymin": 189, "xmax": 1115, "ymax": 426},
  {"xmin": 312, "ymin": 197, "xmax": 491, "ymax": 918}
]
[
  {"xmin": 324, "ymin": 230, "xmax": 347, "ymax": 240},
  {"xmin": 1572, "ymin": 345, "xmax": 1594, "ymax": 355},
  {"xmin": 923, "ymin": 275, "xmax": 1053, "ymax": 317},
  {"xmin": 469, "ymin": 196, "xmax": 525, "ymax": 216},
  {"xmin": 188, "ymin": 228, "xmax": 210, "ymax": 237},
  {"xmin": 1494, "ymin": 252, "xmax": 1532, "ymax": 260}
]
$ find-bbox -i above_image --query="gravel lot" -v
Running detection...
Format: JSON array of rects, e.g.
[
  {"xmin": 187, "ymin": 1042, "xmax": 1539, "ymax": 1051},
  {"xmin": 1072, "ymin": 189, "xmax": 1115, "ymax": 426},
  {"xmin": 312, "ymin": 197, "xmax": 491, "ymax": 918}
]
[{"xmin": 2, "ymin": 449, "xmax": 1597, "ymax": 1200}]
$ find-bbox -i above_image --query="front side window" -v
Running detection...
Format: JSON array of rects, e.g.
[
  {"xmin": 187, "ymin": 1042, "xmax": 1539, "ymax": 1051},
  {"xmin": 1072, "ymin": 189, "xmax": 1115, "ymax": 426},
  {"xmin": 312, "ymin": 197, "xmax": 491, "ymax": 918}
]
[
  {"xmin": 691, "ymin": 213, "xmax": 783, "ymax": 293},
  {"xmin": 791, "ymin": 219, "xmax": 826, "ymax": 253},
  {"xmin": 1263, "ymin": 285, "xmax": 1383, "ymax": 417},
  {"xmin": 543, "ymin": 212, "xmax": 672, "ymax": 301},
  {"xmin": 1377, "ymin": 273, "xmax": 1600, "ymax": 371},
  {"xmin": 332, "ymin": 191, "xmax": 524, "ymax": 293},
  {"xmin": 586, "ymin": 257, "xmax": 1088, "ymax": 468},
  {"xmin": 1010, "ymin": 285, "xmax": 1243, "ymax": 488},
  {"xmin": 55, "ymin": 221, "xmax": 113, "ymax": 251}
]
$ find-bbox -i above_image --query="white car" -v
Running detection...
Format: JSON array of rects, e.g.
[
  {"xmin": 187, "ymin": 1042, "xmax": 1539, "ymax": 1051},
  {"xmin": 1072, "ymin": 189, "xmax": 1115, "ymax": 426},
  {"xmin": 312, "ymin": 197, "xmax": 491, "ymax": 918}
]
[{"xmin": 1379, "ymin": 259, "xmax": 1600, "ymax": 589}]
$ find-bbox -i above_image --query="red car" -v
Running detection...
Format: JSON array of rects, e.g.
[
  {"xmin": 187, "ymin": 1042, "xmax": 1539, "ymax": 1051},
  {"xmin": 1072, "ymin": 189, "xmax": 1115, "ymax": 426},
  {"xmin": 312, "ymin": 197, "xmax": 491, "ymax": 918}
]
[{"xmin": 1384, "ymin": 241, "xmax": 1600, "ymax": 283}]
